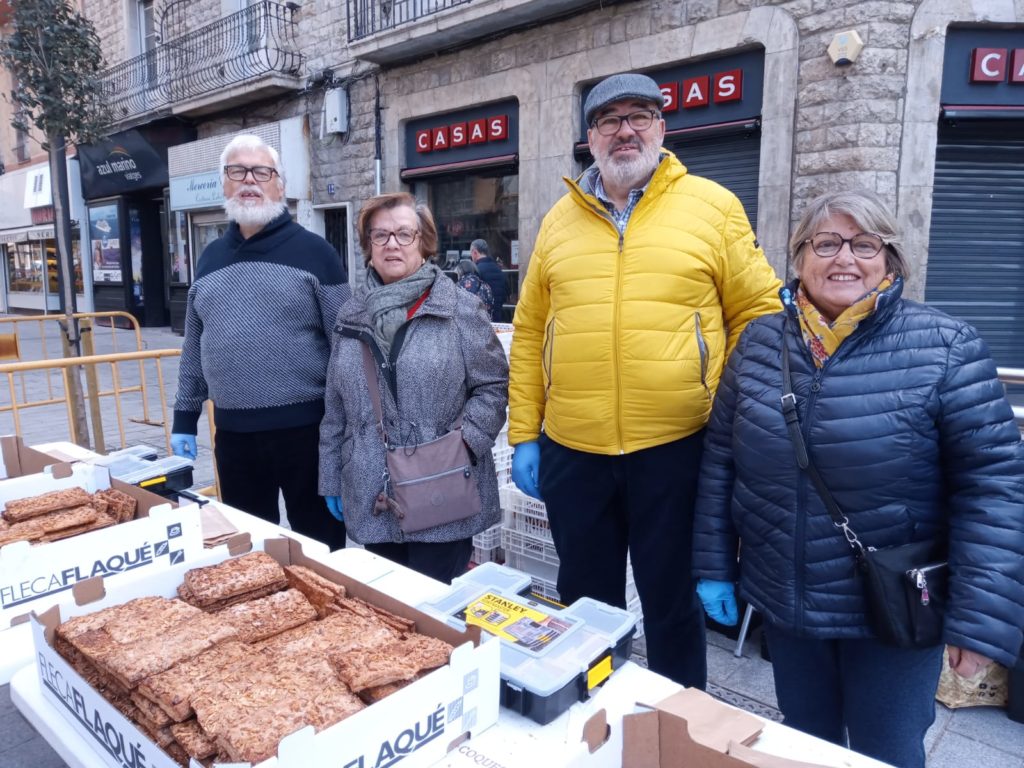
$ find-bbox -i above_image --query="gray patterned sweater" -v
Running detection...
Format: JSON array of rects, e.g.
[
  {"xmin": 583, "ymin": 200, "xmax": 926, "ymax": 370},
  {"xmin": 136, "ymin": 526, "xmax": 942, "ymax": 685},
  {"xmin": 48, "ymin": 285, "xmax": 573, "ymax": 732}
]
[{"xmin": 173, "ymin": 211, "xmax": 351, "ymax": 434}]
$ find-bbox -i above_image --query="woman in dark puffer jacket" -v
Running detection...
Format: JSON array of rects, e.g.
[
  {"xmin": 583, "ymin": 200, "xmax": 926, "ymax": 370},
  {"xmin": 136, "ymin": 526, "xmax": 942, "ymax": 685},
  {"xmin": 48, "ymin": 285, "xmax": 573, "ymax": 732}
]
[{"xmin": 693, "ymin": 189, "xmax": 1024, "ymax": 768}]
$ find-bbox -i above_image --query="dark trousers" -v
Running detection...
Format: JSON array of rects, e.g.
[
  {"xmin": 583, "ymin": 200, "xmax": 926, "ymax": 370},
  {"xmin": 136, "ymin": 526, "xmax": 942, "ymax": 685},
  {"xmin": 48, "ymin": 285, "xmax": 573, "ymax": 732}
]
[
  {"xmin": 365, "ymin": 538, "xmax": 473, "ymax": 584},
  {"xmin": 538, "ymin": 431, "xmax": 707, "ymax": 689},
  {"xmin": 214, "ymin": 423, "xmax": 346, "ymax": 551},
  {"xmin": 764, "ymin": 623, "xmax": 944, "ymax": 768}
]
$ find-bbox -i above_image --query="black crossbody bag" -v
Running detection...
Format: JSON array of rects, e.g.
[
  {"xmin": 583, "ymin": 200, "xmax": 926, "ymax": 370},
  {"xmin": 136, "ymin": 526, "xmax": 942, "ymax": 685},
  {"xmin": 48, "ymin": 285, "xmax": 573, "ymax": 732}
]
[{"xmin": 780, "ymin": 336, "xmax": 948, "ymax": 649}]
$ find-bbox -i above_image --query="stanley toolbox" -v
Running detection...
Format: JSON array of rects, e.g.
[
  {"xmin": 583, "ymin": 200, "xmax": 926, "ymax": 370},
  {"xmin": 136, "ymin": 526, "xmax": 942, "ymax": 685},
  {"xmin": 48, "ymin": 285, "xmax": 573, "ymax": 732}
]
[{"xmin": 420, "ymin": 561, "xmax": 636, "ymax": 724}]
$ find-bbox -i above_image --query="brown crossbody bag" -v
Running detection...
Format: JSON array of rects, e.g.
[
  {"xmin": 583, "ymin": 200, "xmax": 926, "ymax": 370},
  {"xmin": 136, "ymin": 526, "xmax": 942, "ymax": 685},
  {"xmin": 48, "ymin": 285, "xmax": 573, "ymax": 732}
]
[{"xmin": 360, "ymin": 344, "xmax": 481, "ymax": 534}]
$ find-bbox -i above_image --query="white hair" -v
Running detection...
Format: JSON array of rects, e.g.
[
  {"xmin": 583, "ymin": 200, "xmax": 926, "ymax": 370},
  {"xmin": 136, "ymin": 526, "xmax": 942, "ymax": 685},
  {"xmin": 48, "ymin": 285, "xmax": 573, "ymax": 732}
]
[{"xmin": 219, "ymin": 134, "xmax": 285, "ymax": 190}]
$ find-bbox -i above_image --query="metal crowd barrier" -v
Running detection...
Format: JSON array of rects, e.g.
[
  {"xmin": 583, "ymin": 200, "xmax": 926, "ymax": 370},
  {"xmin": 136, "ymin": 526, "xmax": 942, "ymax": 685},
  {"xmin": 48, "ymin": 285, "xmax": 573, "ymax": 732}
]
[{"xmin": 997, "ymin": 368, "xmax": 1024, "ymax": 430}]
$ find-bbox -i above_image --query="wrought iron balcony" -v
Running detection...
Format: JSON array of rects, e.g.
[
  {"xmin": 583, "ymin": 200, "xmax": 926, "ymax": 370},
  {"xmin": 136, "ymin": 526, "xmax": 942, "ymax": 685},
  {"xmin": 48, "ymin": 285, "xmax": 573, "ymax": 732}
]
[
  {"xmin": 348, "ymin": 0, "xmax": 472, "ymax": 41},
  {"xmin": 346, "ymin": 0, "xmax": 623, "ymax": 64},
  {"xmin": 98, "ymin": 0, "xmax": 304, "ymax": 126}
]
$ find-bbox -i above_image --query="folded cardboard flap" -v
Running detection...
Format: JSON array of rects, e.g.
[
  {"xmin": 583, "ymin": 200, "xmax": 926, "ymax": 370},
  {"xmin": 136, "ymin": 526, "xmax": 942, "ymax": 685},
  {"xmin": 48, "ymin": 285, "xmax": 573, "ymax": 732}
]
[
  {"xmin": 581, "ymin": 708, "xmax": 610, "ymax": 754},
  {"xmin": 49, "ymin": 462, "xmax": 75, "ymax": 480},
  {"xmin": 72, "ymin": 575, "xmax": 107, "ymax": 606},
  {"xmin": 726, "ymin": 741, "xmax": 834, "ymax": 768},
  {"xmin": 0, "ymin": 435, "xmax": 61, "ymax": 479},
  {"xmin": 622, "ymin": 689, "xmax": 765, "ymax": 768}
]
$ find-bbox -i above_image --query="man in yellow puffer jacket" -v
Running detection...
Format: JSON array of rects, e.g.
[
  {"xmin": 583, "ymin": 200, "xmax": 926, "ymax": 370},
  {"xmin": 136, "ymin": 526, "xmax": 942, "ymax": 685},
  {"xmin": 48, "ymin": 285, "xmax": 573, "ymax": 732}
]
[{"xmin": 509, "ymin": 73, "xmax": 781, "ymax": 688}]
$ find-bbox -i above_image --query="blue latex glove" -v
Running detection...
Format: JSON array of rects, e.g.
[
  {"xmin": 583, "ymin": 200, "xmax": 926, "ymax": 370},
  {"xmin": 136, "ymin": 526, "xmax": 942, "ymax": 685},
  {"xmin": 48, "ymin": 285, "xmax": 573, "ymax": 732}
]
[
  {"xmin": 511, "ymin": 441, "xmax": 541, "ymax": 500},
  {"xmin": 170, "ymin": 433, "xmax": 197, "ymax": 460},
  {"xmin": 325, "ymin": 496, "xmax": 344, "ymax": 522},
  {"xmin": 697, "ymin": 579, "xmax": 739, "ymax": 626}
]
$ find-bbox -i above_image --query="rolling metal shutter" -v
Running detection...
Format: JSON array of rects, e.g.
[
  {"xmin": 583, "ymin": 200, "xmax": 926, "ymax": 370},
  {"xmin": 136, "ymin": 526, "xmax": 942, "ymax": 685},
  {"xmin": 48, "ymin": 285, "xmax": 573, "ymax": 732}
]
[
  {"xmin": 925, "ymin": 120, "xmax": 1024, "ymax": 370},
  {"xmin": 664, "ymin": 128, "xmax": 762, "ymax": 232}
]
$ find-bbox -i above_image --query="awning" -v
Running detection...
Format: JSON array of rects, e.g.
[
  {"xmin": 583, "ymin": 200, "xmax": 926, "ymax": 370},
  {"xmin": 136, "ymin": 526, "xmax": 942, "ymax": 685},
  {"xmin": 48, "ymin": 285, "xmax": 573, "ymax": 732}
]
[
  {"xmin": 0, "ymin": 224, "xmax": 57, "ymax": 244},
  {"xmin": 400, "ymin": 153, "xmax": 517, "ymax": 181}
]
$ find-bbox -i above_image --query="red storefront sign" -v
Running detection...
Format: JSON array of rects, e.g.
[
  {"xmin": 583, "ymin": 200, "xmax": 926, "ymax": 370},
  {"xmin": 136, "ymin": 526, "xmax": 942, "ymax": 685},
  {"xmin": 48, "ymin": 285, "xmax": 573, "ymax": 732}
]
[
  {"xmin": 416, "ymin": 114, "xmax": 509, "ymax": 154},
  {"xmin": 969, "ymin": 47, "xmax": 1024, "ymax": 83},
  {"xmin": 660, "ymin": 68, "xmax": 744, "ymax": 112}
]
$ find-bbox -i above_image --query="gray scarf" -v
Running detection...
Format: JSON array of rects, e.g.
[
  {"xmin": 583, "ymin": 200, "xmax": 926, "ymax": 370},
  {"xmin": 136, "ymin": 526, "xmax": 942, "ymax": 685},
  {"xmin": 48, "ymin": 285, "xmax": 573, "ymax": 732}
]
[{"xmin": 363, "ymin": 263, "xmax": 440, "ymax": 357}]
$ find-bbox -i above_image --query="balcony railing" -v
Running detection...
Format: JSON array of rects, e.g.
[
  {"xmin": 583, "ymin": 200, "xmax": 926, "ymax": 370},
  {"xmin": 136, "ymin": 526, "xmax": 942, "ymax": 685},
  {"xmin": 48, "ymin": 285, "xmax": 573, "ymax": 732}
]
[
  {"xmin": 98, "ymin": 0, "xmax": 304, "ymax": 125},
  {"xmin": 347, "ymin": 0, "xmax": 473, "ymax": 41}
]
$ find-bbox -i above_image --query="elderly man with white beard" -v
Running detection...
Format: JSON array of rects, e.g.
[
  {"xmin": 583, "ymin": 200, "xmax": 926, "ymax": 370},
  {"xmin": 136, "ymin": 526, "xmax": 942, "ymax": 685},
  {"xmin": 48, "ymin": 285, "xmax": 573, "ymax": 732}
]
[
  {"xmin": 507, "ymin": 73, "xmax": 781, "ymax": 688},
  {"xmin": 171, "ymin": 134, "xmax": 350, "ymax": 550}
]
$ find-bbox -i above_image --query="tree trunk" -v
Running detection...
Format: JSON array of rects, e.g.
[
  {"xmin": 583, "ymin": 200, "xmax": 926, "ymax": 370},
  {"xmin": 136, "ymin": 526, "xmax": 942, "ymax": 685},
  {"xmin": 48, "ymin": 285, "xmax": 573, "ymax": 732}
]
[{"xmin": 48, "ymin": 133, "xmax": 91, "ymax": 449}]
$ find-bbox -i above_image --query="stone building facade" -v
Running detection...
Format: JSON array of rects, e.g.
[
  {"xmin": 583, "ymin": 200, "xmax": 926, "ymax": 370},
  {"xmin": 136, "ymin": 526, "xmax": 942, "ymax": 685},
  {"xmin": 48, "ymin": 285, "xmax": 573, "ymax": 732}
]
[{"xmin": 1, "ymin": 0, "xmax": 1022, "ymax": 364}]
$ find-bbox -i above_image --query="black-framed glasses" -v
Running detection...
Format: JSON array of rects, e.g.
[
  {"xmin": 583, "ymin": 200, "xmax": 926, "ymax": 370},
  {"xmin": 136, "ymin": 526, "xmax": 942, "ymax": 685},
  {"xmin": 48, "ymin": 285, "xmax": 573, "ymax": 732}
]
[
  {"xmin": 804, "ymin": 232, "xmax": 888, "ymax": 259},
  {"xmin": 592, "ymin": 109, "xmax": 659, "ymax": 136},
  {"xmin": 370, "ymin": 228, "xmax": 419, "ymax": 247},
  {"xmin": 224, "ymin": 164, "xmax": 279, "ymax": 182}
]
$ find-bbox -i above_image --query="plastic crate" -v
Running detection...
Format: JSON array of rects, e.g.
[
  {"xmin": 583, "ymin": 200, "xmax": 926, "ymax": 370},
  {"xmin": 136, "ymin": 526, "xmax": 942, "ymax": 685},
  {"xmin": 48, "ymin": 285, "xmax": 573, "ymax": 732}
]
[
  {"xmin": 627, "ymin": 595, "xmax": 644, "ymax": 639},
  {"xmin": 505, "ymin": 548, "xmax": 559, "ymax": 584},
  {"xmin": 492, "ymin": 444, "xmax": 514, "ymax": 488},
  {"xmin": 527, "ymin": 572, "xmax": 560, "ymax": 602},
  {"xmin": 473, "ymin": 523, "xmax": 503, "ymax": 550},
  {"xmin": 500, "ymin": 484, "xmax": 552, "ymax": 541},
  {"xmin": 502, "ymin": 528, "xmax": 559, "ymax": 567},
  {"xmin": 471, "ymin": 545, "xmax": 503, "ymax": 565}
]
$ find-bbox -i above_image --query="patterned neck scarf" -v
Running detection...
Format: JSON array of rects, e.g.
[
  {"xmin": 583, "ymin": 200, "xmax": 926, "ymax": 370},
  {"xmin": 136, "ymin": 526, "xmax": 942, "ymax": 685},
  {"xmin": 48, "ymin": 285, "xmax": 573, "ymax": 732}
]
[{"xmin": 796, "ymin": 277, "xmax": 893, "ymax": 368}]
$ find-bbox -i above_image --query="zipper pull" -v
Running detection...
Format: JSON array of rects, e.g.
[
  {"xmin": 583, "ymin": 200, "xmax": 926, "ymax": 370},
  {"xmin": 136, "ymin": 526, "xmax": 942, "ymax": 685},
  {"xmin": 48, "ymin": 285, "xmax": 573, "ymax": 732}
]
[{"xmin": 914, "ymin": 570, "xmax": 930, "ymax": 606}]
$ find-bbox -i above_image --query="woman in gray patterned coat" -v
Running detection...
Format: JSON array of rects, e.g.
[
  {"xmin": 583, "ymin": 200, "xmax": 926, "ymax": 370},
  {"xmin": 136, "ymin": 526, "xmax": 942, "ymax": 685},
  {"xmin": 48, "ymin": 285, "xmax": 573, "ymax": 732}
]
[{"xmin": 319, "ymin": 192, "xmax": 508, "ymax": 583}]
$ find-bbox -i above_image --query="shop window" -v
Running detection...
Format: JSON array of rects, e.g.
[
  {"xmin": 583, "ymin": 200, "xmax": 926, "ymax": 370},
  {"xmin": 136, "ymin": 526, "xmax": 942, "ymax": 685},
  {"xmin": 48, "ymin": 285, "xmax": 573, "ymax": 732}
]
[
  {"xmin": 6, "ymin": 242, "xmax": 43, "ymax": 293},
  {"xmin": 420, "ymin": 171, "xmax": 518, "ymax": 272}
]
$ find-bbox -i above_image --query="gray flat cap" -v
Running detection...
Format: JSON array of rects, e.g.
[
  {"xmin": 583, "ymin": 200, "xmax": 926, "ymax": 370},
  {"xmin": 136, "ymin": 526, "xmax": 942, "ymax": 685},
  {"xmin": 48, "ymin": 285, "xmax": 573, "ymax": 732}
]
[{"xmin": 584, "ymin": 73, "xmax": 664, "ymax": 126}]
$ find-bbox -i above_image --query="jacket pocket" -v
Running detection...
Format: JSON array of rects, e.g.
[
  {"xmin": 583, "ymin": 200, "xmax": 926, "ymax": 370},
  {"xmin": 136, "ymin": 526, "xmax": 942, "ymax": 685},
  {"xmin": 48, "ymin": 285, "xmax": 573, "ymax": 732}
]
[
  {"xmin": 542, "ymin": 314, "xmax": 556, "ymax": 401},
  {"xmin": 694, "ymin": 312, "xmax": 711, "ymax": 399}
]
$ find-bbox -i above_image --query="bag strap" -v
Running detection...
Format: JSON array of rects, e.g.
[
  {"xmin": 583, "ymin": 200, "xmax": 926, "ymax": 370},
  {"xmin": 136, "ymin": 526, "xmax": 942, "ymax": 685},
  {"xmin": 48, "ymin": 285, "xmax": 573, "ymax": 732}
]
[
  {"xmin": 360, "ymin": 343, "xmax": 390, "ymax": 447},
  {"xmin": 358, "ymin": 341, "xmax": 465, "ymax": 444},
  {"xmin": 781, "ymin": 335, "xmax": 868, "ymax": 560}
]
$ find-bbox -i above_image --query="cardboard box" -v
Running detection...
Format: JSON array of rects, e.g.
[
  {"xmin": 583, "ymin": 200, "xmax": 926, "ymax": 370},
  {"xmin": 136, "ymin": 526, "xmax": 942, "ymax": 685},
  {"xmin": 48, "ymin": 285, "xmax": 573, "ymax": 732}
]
[
  {"xmin": 0, "ymin": 435, "xmax": 63, "ymax": 479},
  {"xmin": 31, "ymin": 536, "xmax": 501, "ymax": 768},
  {"xmin": 1, "ymin": 462, "xmax": 201, "ymax": 629}
]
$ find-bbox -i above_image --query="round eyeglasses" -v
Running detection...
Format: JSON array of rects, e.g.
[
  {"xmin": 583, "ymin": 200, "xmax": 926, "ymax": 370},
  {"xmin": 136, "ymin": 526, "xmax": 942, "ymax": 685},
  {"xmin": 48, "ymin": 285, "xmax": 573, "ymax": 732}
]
[
  {"xmin": 369, "ymin": 228, "xmax": 419, "ymax": 247},
  {"xmin": 804, "ymin": 232, "xmax": 888, "ymax": 259},
  {"xmin": 224, "ymin": 164, "xmax": 278, "ymax": 183},
  {"xmin": 592, "ymin": 109, "xmax": 659, "ymax": 136}
]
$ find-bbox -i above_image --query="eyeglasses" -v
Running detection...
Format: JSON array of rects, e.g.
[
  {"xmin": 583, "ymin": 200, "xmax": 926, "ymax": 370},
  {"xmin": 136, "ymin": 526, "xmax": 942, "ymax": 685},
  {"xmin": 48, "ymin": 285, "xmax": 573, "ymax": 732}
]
[
  {"xmin": 592, "ymin": 109, "xmax": 659, "ymax": 136},
  {"xmin": 804, "ymin": 232, "xmax": 888, "ymax": 259},
  {"xmin": 369, "ymin": 228, "xmax": 419, "ymax": 247},
  {"xmin": 224, "ymin": 164, "xmax": 279, "ymax": 182}
]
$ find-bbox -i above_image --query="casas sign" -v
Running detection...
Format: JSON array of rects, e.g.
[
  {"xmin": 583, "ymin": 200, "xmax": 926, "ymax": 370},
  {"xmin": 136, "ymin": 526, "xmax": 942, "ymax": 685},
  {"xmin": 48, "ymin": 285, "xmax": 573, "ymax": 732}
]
[
  {"xmin": 660, "ymin": 69, "xmax": 744, "ymax": 111},
  {"xmin": 415, "ymin": 115, "xmax": 510, "ymax": 153},
  {"xmin": 969, "ymin": 48, "xmax": 1024, "ymax": 83}
]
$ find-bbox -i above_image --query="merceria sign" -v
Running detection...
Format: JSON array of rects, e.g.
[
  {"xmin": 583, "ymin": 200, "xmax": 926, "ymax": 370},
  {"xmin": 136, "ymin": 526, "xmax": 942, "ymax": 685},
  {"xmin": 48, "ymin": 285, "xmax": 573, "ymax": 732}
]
[
  {"xmin": 415, "ymin": 115, "xmax": 509, "ymax": 153},
  {"xmin": 970, "ymin": 48, "xmax": 1024, "ymax": 83},
  {"xmin": 659, "ymin": 68, "xmax": 744, "ymax": 110}
]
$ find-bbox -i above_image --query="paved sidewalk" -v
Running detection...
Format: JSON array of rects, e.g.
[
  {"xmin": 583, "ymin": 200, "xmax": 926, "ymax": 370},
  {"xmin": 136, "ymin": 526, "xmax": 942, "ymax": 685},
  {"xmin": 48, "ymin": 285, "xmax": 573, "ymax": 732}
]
[{"xmin": 0, "ymin": 318, "xmax": 1022, "ymax": 767}]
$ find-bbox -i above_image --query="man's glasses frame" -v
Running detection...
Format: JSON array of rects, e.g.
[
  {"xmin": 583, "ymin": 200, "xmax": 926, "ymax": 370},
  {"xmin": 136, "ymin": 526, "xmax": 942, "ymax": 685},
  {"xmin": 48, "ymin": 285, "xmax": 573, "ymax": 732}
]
[
  {"xmin": 369, "ymin": 228, "xmax": 420, "ymax": 247},
  {"xmin": 224, "ymin": 165, "xmax": 279, "ymax": 183},
  {"xmin": 591, "ymin": 109, "xmax": 660, "ymax": 136},
  {"xmin": 804, "ymin": 232, "xmax": 889, "ymax": 260}
]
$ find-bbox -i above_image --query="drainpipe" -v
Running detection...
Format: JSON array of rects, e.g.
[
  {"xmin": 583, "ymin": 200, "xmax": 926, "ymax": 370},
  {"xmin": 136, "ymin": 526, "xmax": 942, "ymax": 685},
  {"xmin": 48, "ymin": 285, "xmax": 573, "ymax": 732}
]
[{"xmin": 374, "ymin": 74, "xmax": 382, "ymax": 195}]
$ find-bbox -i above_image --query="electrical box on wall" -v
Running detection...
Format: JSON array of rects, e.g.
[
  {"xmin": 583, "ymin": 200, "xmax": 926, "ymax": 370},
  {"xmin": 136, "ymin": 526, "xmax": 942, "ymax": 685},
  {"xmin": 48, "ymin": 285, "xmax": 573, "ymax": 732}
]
[{"xmin": 325, "ymin": 88, "xmax": 349, "ymax": 135}]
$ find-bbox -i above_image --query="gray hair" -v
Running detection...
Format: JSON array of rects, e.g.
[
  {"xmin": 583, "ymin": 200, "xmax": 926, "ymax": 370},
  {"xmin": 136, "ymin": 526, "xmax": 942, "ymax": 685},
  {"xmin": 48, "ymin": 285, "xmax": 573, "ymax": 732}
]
[
  {"xmin": 470, "ymin": 239, "xmax": 490, "ymax": 258},
  {"xmin": 789, "ymin": 189, "xmax": 909, "ymax": 279},
  {"xmin": 219, "ymin": 134, "xmax": 285, "ymax": 189}
]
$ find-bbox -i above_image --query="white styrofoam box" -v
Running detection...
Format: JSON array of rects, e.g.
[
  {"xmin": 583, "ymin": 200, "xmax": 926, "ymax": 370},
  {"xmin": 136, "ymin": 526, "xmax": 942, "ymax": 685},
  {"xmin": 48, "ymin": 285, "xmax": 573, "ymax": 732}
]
[
  {"xmin": 31, "ymin": 537, "xmax": 502, "ymax": 768},
  {"xmin": 0, "ymin": 463, "xmax": 204, "ymax": 629}
]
